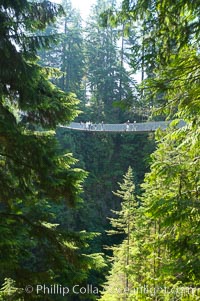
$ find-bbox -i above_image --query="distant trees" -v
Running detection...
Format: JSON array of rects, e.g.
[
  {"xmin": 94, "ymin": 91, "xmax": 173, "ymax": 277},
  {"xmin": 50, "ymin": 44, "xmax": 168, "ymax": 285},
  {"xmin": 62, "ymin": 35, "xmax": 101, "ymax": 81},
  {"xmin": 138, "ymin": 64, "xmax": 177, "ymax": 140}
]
[
  {"xmin": 84, "ymin": 0, "xmax": 137, "ymax": 122},
  {"xmin": 58, "ymin": 0, "xmax": 85, "ymax": 98},
  {"xmin": 39, "ymin": 0, "xmax": 85, "ymax": 99}
]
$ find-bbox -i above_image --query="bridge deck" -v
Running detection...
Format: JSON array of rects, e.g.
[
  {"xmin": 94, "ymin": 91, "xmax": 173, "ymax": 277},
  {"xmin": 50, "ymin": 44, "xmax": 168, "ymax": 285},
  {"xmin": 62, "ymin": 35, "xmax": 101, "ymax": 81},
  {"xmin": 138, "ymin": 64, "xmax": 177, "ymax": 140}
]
[{"xmin": 59, "ymin": 120, "xmax": 185, "ymax": 133}]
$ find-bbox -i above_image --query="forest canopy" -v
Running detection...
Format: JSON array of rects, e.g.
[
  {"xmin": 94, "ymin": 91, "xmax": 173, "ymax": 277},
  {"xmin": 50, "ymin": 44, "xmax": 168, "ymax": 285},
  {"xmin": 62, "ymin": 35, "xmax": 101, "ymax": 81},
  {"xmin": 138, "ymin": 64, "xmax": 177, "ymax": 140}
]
[{"xmin": 0, "ymin": 0, "xmax": 199, "ymax": 301}]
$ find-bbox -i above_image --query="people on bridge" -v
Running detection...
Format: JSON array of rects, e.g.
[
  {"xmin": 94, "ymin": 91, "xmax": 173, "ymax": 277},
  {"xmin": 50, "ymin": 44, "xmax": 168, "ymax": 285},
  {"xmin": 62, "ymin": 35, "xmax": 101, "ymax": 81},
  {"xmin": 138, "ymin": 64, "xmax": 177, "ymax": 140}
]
[
  {"xmin": 125, "ymin": 120, "xmax": 130, "ymax": 131},
  {"xmin": 80, "ymin": 121, "xmax": 84, "ymax": 128},
  {"xmin": 67, "ymin": 119, "xmax": 175, "ymax": 132},
  {"xmin": 88, "ymin": 121, "xmax": 92, "ymax": 130},
  {"xmin": 83, "ymin": 121, "xmax": 95, "ymax": 130},
  {"xmin": 132, "ymin": 120, "xmax": 137, "ymax": 131}
]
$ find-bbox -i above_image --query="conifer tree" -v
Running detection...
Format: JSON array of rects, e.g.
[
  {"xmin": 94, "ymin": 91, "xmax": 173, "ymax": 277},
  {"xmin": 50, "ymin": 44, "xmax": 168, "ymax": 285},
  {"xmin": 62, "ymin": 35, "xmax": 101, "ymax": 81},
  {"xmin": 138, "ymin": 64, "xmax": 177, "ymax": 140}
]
[
  {"xmin": 85, "ymin": 0, "xmax": 135, "ymax": 122},
  {"xmin": 100, "ymin": 167, "xmax": 145, "ymax": 300},
  {"xmin": 0, "ymin": 1, "xmax": 104, "ymax": 299}
]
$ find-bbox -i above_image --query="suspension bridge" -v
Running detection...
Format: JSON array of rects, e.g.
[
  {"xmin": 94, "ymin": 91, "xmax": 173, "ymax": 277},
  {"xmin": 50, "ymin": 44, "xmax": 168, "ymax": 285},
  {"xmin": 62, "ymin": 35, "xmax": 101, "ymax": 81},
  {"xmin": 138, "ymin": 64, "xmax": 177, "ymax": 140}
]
[{"xmin": 59, "ymin": 120, "xmax": 185, "ymax": 134}]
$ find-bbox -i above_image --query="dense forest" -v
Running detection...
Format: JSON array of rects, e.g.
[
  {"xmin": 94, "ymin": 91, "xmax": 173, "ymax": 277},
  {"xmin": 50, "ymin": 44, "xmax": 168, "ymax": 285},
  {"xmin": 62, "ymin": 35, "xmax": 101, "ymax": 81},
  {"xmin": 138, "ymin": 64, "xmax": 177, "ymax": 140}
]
[{"xmin": 0, "ymin": 0, "xmax": 199, "ymax": 300}]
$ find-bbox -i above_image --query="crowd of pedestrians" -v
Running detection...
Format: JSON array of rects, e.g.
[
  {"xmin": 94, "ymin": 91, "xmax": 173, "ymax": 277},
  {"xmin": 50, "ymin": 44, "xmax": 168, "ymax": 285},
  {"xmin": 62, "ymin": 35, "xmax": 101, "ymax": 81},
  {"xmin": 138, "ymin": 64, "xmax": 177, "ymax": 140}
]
[
  {"xmin": 79, "ymin": 121, "xmax": 104, "ymax": 131},
  {"xmin": 78, "ymin": 120, "xmax": 137, "ymax": 131}
]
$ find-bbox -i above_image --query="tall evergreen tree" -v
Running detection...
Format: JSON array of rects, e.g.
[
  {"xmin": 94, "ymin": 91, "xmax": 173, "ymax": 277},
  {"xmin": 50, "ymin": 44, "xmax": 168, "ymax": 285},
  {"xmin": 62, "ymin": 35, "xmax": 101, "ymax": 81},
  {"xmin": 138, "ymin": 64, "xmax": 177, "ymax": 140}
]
[
  {"xmin": 100, "ymin": 167, "xmax": 147, "ymax": 300},
  {"xmin": 0, "ymin": 1, "xmax": 103, "ymax": 300},
  {"xmin": 58, "ymin": 0, "xmax": 85, "ymax": 98},
  {"xmin": 85, "ymin": 0, "xmax": 135, "ymax": 122},
  {"xmin": 39, "ymin": 0, "xmax": 85, "ymax": 100}
]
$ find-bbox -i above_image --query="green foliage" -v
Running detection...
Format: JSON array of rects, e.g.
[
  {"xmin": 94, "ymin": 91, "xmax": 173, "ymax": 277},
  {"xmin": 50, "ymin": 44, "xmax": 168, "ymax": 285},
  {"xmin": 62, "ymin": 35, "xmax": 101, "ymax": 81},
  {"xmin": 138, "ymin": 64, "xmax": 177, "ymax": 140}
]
[
  {"xmin": 99, "ymin": 0, "xmax": 200, "ymax": 300},
  {"xmin": 0, "ymin": 278, "xmax": 23, "ymax": 301},
  {"xmin": 110, "ymin": 166, "xmax": 138, "ymax": 235},
  {"xmin": 37, "ymin": 2, "xmax": 156, "ymax": 298},
  {"xmin": 84, "ymin": 0, "xmax": 137, "ymax": 122},
  {"xmin": 142, "ymin": 122, "xmax": 200, "ymax": 282},
  {"xmin": 39, "ymin": 0, "xmax": 86, "ymax": 103},
  {"xmin": 0, "ymin": 1, "xmax": 105, "ymax": 300},
  {"xmin": 100, "ymin": 167, "xmax": 148, "ymax": 301}
]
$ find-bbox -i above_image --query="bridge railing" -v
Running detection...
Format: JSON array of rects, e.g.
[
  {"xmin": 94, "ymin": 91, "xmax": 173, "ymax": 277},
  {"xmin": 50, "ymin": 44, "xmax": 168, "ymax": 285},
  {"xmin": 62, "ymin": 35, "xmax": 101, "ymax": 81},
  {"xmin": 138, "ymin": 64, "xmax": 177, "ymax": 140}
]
[{"xmin": 61, "ymin": 121, "xmax": 175, "ymax": 132}]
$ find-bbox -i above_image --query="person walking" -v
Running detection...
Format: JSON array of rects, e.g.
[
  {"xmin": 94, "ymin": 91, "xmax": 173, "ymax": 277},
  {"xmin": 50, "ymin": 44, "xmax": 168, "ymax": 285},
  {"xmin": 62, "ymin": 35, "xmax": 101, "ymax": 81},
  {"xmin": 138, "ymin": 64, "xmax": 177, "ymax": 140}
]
[
  {"xmin": 101, "ymin": 121, "xmax": 104, "ymax": 131},
  {"xmin": 85, "ymin": 121, "xmax": 89, "ymax": 130},
  {"xmin": 88, "ymin": 121, "xmax": 91, "ymax": 130},
  {"xmin": 126, "ymin": 120, "xmax": 130, "ymax": 131}
]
